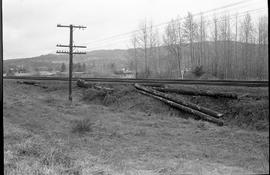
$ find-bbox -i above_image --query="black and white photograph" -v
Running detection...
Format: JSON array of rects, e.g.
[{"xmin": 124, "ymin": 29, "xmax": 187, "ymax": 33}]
[{"xmin": 1, "ymin": 0, "xmax": 269, "ymax": 174}]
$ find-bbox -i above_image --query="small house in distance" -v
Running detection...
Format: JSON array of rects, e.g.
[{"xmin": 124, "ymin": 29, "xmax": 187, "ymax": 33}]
[{"xmin": 114, "ymin": 68, "xmax": 135, "ymax": 78}]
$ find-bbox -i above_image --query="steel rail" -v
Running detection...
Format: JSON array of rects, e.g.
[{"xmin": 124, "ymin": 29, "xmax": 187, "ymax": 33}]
[
  {"xmin": 3, "ymin": 76, "xmax": 268, "ymax": 87},
  {"xmin": 4, "ymin": 76, "xmax": 268, "ymax": 83}
]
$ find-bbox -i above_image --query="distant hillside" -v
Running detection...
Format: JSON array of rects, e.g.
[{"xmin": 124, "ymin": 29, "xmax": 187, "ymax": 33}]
[{"xmin": 3, "ymin": 49, "xmax": 129, "ymax": 73}]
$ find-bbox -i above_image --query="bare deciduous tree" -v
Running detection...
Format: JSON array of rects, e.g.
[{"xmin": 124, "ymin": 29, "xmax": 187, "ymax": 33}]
[
  {"xmin": 136, "ymin": 20, "xmax": 149, "ymax": 78},
  {"xmin": 130, "ymin": 33, "xmax": 138, "ymax": 78},
  {"xmin": 211, "ymin": 15, "xmax": 219, "ymax": 77},
  {"xmin": 163, "ymin": 17, "xmax": 183, "ymax": 77},
  {"xmin": 183, "ymin": 12, "xmax": 198, "ymax": 67},
  {"xmin": 129, "ymin": 12, "xmax": 268, "ymax": 80},
  {"xmin": 257, "ymin": 16, "xmax": 268, "ymax": 79},
  {"xmin": 199, "ymin": 13, "xmax": 207, "ymax": 67},
  {"xmin": 240, "ymin": 13, "xmax": 254, "ymax": 79}
]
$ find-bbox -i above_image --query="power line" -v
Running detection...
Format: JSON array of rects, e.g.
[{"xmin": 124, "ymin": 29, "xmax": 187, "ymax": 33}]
[
  {"xmin": 84, "ymin": 4, "xmax": 266, "ymax": 48},
  {"xmin": 86, "ymin": 8, "xmax": 266, "ymax": 51},
  {"xmin": 86, "ymin": 11, "xmax": 266, "ymax": 51},
  {"xmin": 82, "ymin": 0, "xmax": 257, "ymax": 46}
]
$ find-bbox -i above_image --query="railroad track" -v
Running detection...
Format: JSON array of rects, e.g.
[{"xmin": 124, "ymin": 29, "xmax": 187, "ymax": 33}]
[{"xmin": 4, "ymin": 76, "xmax": 268, "ymax": 87}]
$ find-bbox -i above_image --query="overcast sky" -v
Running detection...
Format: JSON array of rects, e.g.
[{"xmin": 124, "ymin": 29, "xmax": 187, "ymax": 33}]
[{"xmin": 3, "ymin": 0, "xmax": 268, "ymax": 59}]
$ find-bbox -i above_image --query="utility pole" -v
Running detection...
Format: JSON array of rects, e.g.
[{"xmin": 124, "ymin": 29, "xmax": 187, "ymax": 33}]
[{"xmin": 56, "ymin": 24, "xmax": 86, "ymax": 101}]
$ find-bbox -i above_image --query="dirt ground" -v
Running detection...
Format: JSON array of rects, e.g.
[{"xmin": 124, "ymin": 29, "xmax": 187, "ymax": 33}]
[{"xmin": 3, "ymin": 80, "xmax": 269, "ymax": 175}]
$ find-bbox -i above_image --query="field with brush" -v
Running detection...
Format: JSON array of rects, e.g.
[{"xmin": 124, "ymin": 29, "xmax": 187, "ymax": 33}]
[{"xmin": 3, "ymin": 79, "xmax": 269, "ymax": 175}]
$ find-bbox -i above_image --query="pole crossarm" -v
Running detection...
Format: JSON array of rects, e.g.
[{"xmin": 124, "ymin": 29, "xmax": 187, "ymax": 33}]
[
  {"xmin": 73, "ymin": 25, "xmax": 87, "ymax": 29},
  {"xmin": 57, "ymin": 24, "xmax": 86, "ymax": 29},
  {"xmin": 73, "ymin": 52, "xmax": 86, "ymax": 54},
  {"xmin": 56, "ymin": 50, "xmax": 69, "ymax": 54},
  {"xmin": 56, "ymin": 44, "xmax": 69, "ymax": 47},
  {"xmin": 57, "ymin": 44, "xmax": 86, "ymax": 48},
  {"xmin": 57, "ymin": 24, "xmax": 70, "ymax": 28},
  {"xmin": 73, "ymin": 45, "xmax": 87, "ymax": 48}
]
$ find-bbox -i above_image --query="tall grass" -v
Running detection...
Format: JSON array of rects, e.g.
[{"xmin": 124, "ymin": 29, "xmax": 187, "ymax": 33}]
[{"xmin": 71, "ymin": 119, "xmax": 93, "ymax": 134}]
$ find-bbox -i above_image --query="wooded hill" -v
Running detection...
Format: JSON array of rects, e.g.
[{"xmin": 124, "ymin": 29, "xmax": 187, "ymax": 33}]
[{"xmin": 3, "ymin": 49, "xmax": 128, "ymax": 75}]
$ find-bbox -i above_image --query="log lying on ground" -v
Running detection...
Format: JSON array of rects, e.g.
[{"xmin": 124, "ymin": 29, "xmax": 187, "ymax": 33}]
[
  {"xmin": 137, "ymin": 89, "xmax": 224, "ymax": 126},
  {"xmin": 17, "ymin": 81, "xmax": 38, "ymax": 85},
  {"xmin": 17, "ymin": 81, "xmax": 48, "ymax": 89},
  {"xmin": 135, "ymin": 83, "xmax": 223, "ymax": 118},
  {"xmin": 94, "ymin": 85, "xmax": 114, "ymax": 93},
  {"xmin": 77, "ymin": 79, "xmax": 94, "ymax": 88},
  {"xmin": 77, "ymin": 79, "xmax": 113, "ymax": 93},
  {"xmin": 141, "ymin": 83, "xmax": 167, "ymax": 88},
  {"xmin": 153, "ymin": 87, "xmax": 238, "ymax": 99}
]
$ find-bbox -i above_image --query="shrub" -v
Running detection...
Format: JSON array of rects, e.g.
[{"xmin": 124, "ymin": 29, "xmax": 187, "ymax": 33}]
[
  {"xmin": 82, "ymin": 88, "xmax": 106, "ymax": 102},
  {"xmin": 192, "ymin": 65, "xmax": 205, "ymax": 77},
  {"xmin": 103, "ymin": 94, "xmax": 118, "ymax": 106},
  {"xmin": 71, "ymin": 119, "xmax": 93, "ymax": 134},
  {"xmin": 196, "ymin": 122, "xmax": 207, "ymax": 130}
]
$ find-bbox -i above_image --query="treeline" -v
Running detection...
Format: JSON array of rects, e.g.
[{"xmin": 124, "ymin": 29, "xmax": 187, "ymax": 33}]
[
  {"xmin": 59, "ymin": 63, "xmax": 87, "ymax": 72},
  {"xmin": 128, "ymin": 12, "xmax": 268, "ymax": 80}
]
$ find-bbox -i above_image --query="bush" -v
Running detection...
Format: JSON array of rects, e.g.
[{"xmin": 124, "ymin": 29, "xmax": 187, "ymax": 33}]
[
  {"xmin": 103, "ymin": 94, "xmax": 118, "ymax": 106},
  {"xmin": 82, "ymin": 88, "xmax": 106, "ymax": 102},
  {"xmin": 71, "ymin": 119, "xmax": 93, "ymax": 134},
  {"xmin": 192, "ymin": 65, "xmax": 205, "ymax": 77}
]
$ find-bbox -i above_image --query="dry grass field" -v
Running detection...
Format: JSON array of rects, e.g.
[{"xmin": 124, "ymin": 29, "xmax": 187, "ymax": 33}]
[{"xmin": 3, "ymin": 79, "xmax": 269, "ymax": 175}]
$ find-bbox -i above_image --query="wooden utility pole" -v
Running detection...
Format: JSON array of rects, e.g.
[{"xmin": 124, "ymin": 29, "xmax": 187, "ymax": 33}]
[{"xmin": 56, "ymin": 24, "xmax": 86, "ymax": 101}]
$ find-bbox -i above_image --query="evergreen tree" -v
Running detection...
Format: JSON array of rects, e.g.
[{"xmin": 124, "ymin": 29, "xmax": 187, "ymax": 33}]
[
  {"xmin": 60, "ymin": 63, "xmax": 66, "ymax": 72},
  {"xmin": 77, "ymin": 63, "xmax": 82, "ymax": 72},
  {"xmin": 82, "ymin": 63, "xmax": 86, "ymax": 72}
]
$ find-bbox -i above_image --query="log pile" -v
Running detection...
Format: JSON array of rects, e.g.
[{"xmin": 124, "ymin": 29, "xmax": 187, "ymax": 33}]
[{"xmin": 135, "ymin": 83, "xmax": 224, "ymax": 126}]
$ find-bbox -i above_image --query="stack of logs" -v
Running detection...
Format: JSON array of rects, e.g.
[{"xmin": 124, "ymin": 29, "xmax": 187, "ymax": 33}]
[
  {"xmin": 135, "ymin": 84, "xmax": 238, "ymax": 126},
  {"xmin": 77, "ymin": 79, "xmax": 238, "ymax": 126}
]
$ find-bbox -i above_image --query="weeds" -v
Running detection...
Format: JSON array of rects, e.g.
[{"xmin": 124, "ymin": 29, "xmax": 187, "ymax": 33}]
[
  {"xmin": 197, "ymin": 122, "xmax": 207, "ymax": 130},
  {"xmin": 9, "ymin": 137, "xmax": 76, "ymax": 174},
  {"xmin": 261, "ymin": 147, "xmax": 269, "ymax": 172},
  {"xmin": 71, "ymin": 119, "xmax": 93, "ymax": 134},
  {"xmin": 43, "ymin": 96, "xmax": 56, "ymax": 104},
  {"xmin": 103, "ymin": 94, "xmax": 118, "ymax": 106},
  {"xmin": 41, "ymin": 147, "xmax": 74, "ymax": 168},
  {"xmin": 82, "ymin": 88, "xmax": 106, "ymax": 102},
  {"xmin": 16, "ymin": 140, "xmax": 45, "ymax": 158}
]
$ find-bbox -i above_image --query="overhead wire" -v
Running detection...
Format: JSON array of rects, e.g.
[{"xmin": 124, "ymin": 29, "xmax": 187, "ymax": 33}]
[
  {"xmin": 87, "ymin": 6, "xmax": 266, "ymax": 47},
  {"xmin": 85, "ymin": 8, "xmax": 263, "ymax": 51},
  {"xmin": 82, "ymin": 0, "xmax": 260, "ymax": 46},
  {"xmin": 86, "ymin": 8, "xmax": 267, "ymax": 51}
]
